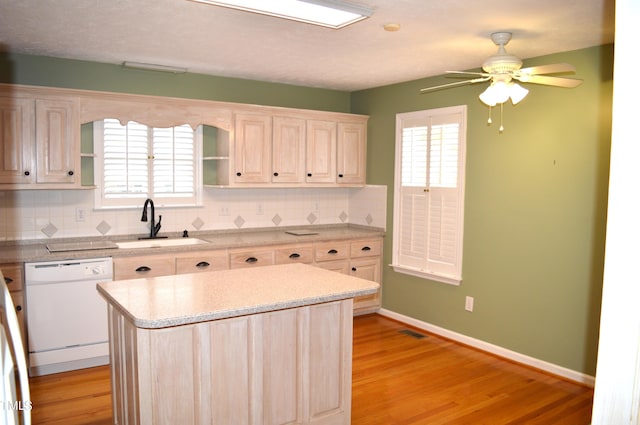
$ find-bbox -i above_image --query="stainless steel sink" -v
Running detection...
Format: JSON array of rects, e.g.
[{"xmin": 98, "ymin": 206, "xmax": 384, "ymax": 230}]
[{"xmin": 116, "ymin": 238, "xmax": 209, "ymax": 249}]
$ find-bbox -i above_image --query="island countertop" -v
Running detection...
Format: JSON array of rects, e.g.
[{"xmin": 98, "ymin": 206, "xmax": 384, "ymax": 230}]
[{"xmin": 97, "ymin": 263, "xmax": 379, "ymax": 329}]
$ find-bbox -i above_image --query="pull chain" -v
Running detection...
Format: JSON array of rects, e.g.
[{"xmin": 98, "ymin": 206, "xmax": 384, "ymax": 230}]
[
  {"xmin": 487, "ymin": 105, "xmax": 493, "ymax": 125},
  {"xmin": 499, "ymin": 103, "xmax": 504, "ymax": 133}
]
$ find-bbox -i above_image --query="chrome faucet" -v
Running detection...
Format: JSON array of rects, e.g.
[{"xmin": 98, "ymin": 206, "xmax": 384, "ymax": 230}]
[{"xmin": 139, "ymin": 198, "xmax": 166, "ymax": 239}]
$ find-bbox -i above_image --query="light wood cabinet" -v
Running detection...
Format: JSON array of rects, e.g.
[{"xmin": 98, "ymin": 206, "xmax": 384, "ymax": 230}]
[
  {"xmin": 175, "ymin": 250, "xmax": 228, "ymax": 274},
  {"xmin": 233, "ymin": 113, "xmax": 272, "ymax": 184},
  {"xmin": 272, "ymin": 116, "xmax": 306, "ymax": 183},
  {"xmin": 35, "ymin": 98, "xmax": 80, "ymax": 184},
  {"xmin": 337, "ymin": 121, "xmax": 366, "ymax": 185},
  {"xmin": 229, "ymin": 247, "xmax": 275, "ymax": 269},
  {"xmin": 314, "ymin": 238, "xmax": 382, "ymax": 315},
  {"xmin": 113, "ymin": 254, "xmax": 176, "ymax": 280},
  {"xmin": 306, "ymin": 119, "xmax": 337, "ymax": 184},
  {"xmin": 0, "ymin": 96, "xmax": 34, "ymax": 184},
  {"xmin": 108, "ymin": 298, "xmax": 353, "ymax": 425},
  {"xmin": 0, "ymin": 263, "xmax": 27, "ymax": 349},
  {"xmin": 274, "ymin": 243, "xmax": 314, "ymax": 264},
  {"xmin": 0, "ymin": 93, "xmax": 80, "ymax": 188}
]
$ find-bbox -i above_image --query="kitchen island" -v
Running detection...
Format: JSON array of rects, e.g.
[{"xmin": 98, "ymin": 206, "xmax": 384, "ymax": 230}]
[{"xmin": 97, "ymin": 263, "xmax": 379, "ymax": 425}]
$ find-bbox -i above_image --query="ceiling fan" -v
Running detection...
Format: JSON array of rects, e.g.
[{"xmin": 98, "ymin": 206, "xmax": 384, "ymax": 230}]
[{"xmin": 419, "ymin": 32, "xmax": 583, "ymax": 131}]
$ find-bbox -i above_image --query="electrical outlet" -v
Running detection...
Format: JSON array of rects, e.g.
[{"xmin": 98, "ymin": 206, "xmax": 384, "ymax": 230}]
[
  {"xmin": 465, "ymin": 296, "xmax": 474, "ymax": 312},
  {"xmin": 219, "ymin": 206, "xmax": 230, "ymax": 216},
  {"xmin": 256, "ymin": 202, "xmax": 264, "ymax": 215},
  {"xmin": 75, "ymin": 207, "xmax": 87, "ymax": 222}
]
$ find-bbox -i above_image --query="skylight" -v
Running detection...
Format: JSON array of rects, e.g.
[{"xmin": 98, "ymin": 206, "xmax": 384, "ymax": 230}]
[{"xmin": 189, "ymin": 0, "xmax": 373, "ymax": 29}]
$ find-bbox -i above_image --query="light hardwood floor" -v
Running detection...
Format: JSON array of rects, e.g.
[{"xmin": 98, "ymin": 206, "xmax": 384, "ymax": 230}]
[{"xmin": 29, "ymin": 314, "xmax": 593, "ymax": 424}]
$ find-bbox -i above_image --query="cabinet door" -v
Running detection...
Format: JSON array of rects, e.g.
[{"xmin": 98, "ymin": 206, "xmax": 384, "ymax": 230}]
[
  {"xmin": 337, "ymin": 121, "xmax": 366, "ymax": 185},
  {"xmin": 272, "ymin": 116, "xmax": 305, "ymax": 183},
  {"xmin": 35, "ymin": 98, "xmax": 80, "ymax": 184},
  {"xmin": 175, "ymin": 250, "xmax": 229, "ymax": 274},
  {"xmin": 0, "ymin": 96, "xmax": 34, "ymax": 184},
  {"xmin": 233, "ymin": 113, "xmax": 272, "ymax": 184},
  {"xmin": 350, "ymin": 257, "xmax": 381, "ymax": 313},
  {"xmin": 305, "ymin": 120, "xmax": 336, "ymax": 183},
  {"xmin": 113, "ymin": 255, "xmax": 176, "ymax": 280}
]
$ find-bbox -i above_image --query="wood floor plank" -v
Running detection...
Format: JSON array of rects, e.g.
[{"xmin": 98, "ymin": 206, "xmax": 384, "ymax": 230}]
[{"xmin": 28, "ymin": 313, "xmax": 593, "ymax": 424}]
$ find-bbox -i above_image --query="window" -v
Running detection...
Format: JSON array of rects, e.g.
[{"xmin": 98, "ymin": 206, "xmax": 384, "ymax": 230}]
[
  {"xmin": 392, "ymin": 105, "xmax": 467, "ymax": 285},
  {"xmin": 94, "ymin": 119, "xmax": 201, "ymax": 208}
]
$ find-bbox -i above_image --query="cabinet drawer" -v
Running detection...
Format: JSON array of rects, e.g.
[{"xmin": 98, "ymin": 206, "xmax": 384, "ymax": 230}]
[
  {"xmin": 275, "ymin": 244, "xmax": 314, "ymax": 264},
  {"xmin": 229, "ymin": 248, "xmax": 274, "ymax": 269},
  {"xmin": 176, "ymin": 250, "xmax": 229, "ymax": 274},
  {"xmin": 314, "ymin": 259, "xmax": 350, "ymax": 275},
  {"xmin": 350, "ymin": 239, "xmax": 382, "ymax": 258},
  {"xmin": 1, "ymin": 263, "xmax": 24, "ymax": 291},
  {"xmin": 113, "ymin": 255, "xmax": 176, "ymax": 280},
  {"xmin": 314, "ymin": 241, "xmax": 350, "ymax": 262}
]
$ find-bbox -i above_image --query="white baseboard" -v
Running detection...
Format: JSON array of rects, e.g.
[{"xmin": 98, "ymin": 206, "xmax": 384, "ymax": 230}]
[{"xmin": 377, "ymin": 308, "xmax": 595, "ymax": 387}]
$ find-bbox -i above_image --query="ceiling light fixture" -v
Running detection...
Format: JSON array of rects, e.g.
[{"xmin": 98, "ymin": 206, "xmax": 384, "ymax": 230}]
[
  {"xmin": 122, "ymin": 61, "xmax": 187, "ymax": 73},
  {"xmin": 188, "ymin": 0, "xmax": 373, "ymax": 29},
  {"xmin": 478, "ymin": 80, "xmax": 529, "ymax": 132}
]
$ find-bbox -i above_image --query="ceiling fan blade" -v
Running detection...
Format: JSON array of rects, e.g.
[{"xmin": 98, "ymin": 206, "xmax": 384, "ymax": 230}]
[
  {"xmin": 419, "ymin": 77, "xmax": 490, "ymax": 93},
  {"xmin": 446, "ymin": 70, "xmax": 490, "ymax": 77},
  {"xmin": 515, "ymin": 74, "xmax": 583, "ymax": 88},
  {"xmin": 519, "ymin": 63, "xmax": 576, "ymax": 75}
]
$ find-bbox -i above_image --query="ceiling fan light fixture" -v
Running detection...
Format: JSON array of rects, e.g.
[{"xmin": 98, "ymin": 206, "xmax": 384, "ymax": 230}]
[
  {"xmin": 509, "ymin": 83, "xmax": 529, "ymax": 105},
  {"xmin": 188, "ymin": 0, "xmax": 372, "ymax": 29},
  {"xmin": 479, "ymin": 82, "xmax": 528, "ymax": 106}
]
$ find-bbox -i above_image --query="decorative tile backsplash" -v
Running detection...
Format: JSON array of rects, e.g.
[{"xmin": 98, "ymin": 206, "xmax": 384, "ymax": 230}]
[{"xmin": 0, "ymin": 186, "xmax": 386, "ymax": 241}]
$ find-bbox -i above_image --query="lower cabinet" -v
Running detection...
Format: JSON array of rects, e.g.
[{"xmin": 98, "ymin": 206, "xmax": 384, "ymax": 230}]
[
  {"xmin": 0, "ymin": 263, "xmax": 27, "ymax": 350},
  {"xmin": 111, "ymin": 236, "xmax": 382, "ymax": 314},
  {"xmin": 109, "ymin": 299, "xmax": 353, "ymax": 425}
]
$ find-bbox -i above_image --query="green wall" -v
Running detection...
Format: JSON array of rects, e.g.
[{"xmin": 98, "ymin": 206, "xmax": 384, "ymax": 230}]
[
  {"xmin": 351, "ymin": 44, "xmax": 613, "ymax": 375},
  {"xmin": 1, "ymin": 45, "xmax": 612, "ymax": 375},
  {"xmin": 0, "ymin": 53, "xmax": 351, "ymax": 112}
]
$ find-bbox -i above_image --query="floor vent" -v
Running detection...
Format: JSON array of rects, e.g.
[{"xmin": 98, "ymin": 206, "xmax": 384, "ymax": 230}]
[{"xmin": 399, "ymin": 329, "xmax": 426, "ymax": 339}]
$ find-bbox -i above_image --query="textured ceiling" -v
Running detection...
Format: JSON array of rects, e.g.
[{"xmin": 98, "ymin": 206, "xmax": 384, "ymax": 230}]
[{"xmin": 0, "ymin": 0, "xmax": 615, "ymax": 91}]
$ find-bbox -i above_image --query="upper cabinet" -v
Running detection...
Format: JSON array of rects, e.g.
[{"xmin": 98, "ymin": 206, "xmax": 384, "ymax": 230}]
[
  {"xmin": 337, "ymin": 121, "xmax": 366, "ymax": 184},
  {"xmin": 0, "ymin": 84, "xmax": 368, "ymax": 189},
  {"xmin": 0, "ymin": 89, "xmax": 80, "ymax": 189},
  {"xmin": 225, "ymin": 114, "xmax": 366, "ymax": 188},
  {"xmin": 233, "ymin": 113, "xmax": 273, "ymax": 184}
]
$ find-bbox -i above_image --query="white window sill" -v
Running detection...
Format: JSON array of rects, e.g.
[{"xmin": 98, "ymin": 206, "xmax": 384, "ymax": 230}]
[{"xmin": 390, "ymin": 264, "xmax": 461, "ymax": 286}]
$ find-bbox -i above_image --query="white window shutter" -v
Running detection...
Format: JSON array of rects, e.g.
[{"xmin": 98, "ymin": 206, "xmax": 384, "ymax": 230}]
[{"xmin": 392, "ymin": 106, "xmax": 466, "ymax": 285}]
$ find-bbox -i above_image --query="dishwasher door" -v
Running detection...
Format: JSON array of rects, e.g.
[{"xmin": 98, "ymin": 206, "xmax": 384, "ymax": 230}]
[{"xmin": 25, "ymin": 257, "xmax": 113, "ymax": 376}]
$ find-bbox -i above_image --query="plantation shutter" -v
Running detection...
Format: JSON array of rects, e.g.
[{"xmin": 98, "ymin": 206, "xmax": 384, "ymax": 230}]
[
  {"xmin": 99, "ymin": 119, "xmax": 196, "ymax": 207},
  {"xmin": 393, "ymin": 106, "xmax": 466, "ymax": 284}
]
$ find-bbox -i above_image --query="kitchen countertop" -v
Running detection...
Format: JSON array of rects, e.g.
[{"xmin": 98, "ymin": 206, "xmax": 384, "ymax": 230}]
[
  {"xmin": 97, "ymin": 263, "xmax": 379, "ymax": 329},
  {"xmin": 0, "ymin": 224, "xmax": 384, "ymax": 263}
]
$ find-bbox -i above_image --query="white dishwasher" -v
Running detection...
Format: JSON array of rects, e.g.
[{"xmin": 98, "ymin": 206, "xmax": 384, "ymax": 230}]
[{"xmin": 25, "ymin": 257, "xmax": 113, "ymax": 376}]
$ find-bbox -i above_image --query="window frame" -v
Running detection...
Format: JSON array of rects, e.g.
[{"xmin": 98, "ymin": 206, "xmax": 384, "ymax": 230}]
[
  {"xmin": 391, "ymin": 105, "xmax": 467, "ymax": 285},
  {"xmin": 93, "ymin": 120, "xmax": 202, "ymax": 209}
]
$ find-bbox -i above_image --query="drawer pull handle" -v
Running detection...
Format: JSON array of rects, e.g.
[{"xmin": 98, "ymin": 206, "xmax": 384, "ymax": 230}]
[
  {"xmin": 338, "ymin": 173, "xmax": 344, "ymax": 178},
  {"xmin": 236, "ymin": 172, "xmax": 242, "ymax": 176},
  {"xmin": 307, "ymin": 173, "xmax": 312, "ymax": 177},
  {"xmin": 328, "ymin": 249, "xmax": 338, "ymax": 255},
  {"xmin": 361, "ymin": 246, "xmax": 371, "ymax": 251},
  {"xmin": 196, "ymin": 261, "xmax": 210, "ymax": 268},
  {"xmin": 135, "ymin": 266, "xmax": 151, "ymax": 272},
  {"xmin": 273, "ymin": 172, "xmax": 279, "ymax": 177},
  {"xmin": 4, "ymin": 277, "xmax": 13, "ymax": 284},
  {"xmin": 289, "ymin": 253, "xmax": 301, "ymax": 259},
  {"xmin": 16, "ymin": 305, "xmax": 22, "ymax": 312},
  {"xmin": 245, "ymin": 257, "xmax": 258, "ymax": 263},
  {"xmin": 351, "ymin": 267, "xmax": 357, "ymax": 272}
]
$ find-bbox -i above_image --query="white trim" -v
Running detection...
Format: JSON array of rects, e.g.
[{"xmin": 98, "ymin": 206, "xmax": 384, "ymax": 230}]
[
  {"xmin": 377, "ymin": 308, "xmax": 595, "ymax": 387},
  {"xmin": 390, "ymin": 264, "xmax": 461, "ymax": 286}
]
